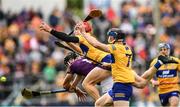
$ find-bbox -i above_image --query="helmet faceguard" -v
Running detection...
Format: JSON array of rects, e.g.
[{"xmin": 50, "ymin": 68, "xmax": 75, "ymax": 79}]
[
  {"xmin": 158, "ymin": 43, "xmax": 170, "ymax": 51},
  {"xmin": 158, "ymin": 43, "xmax": 171, "ymax": 56},
  {"xmin": 107, "ymin": 28, "xmax": 125, "ymax": 43}
]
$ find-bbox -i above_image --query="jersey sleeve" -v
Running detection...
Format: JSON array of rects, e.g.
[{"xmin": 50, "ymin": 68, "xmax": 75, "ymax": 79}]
[
  {"xmin": 108, "ymin": 44, "xmax": 116, "ymax": 54},
  {"xmin": 69, "ymin": 64, "xmax": 76, "ymax": 74},
  {"xmin": 50, "ymin": 30, "xmax": 79, "ymax": 43},
  {"xmin": 150, "ymin": 58, "xmax": 158, "ymax": 67},
  {"xmin": 76, "ymin": 35, "xmax": 84, "ymax": 43},
  {"xmin": 172, "ymin": 57, "xmax": 180, "ymax": 71},
  {"xmin": 65, "ymin": 67, "xmax": 72, "ymax": 74}
]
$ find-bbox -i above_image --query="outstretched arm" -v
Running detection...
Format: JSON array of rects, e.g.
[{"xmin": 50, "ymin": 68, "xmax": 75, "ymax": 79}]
[
  {"xmin": 141, "ymin": 65, "xmax": 157, "ymax": 81},
  {"xmin": 70, "ymin": 74, "xmax": 83, "ymax": 90},
  {"xmin": 63, "ymin": 72, "xmax": 73, "ymax": 90},
  {"xmin": 82, "ymin": 32, "xmax": 110, "ymax": 53},
  {"xmin": 76, "ymin": 22, "xmax": 111, "ymax": 53},
  {"xmin": 39, "ymin": 22, "xmax": 79, "ymax": 43},
  {"xmin": 70, "ymin": 75, "xmax": 87, "ymax": 102},
  {"xmin": 132, "ymin": 70, "xmax": 148, "ymax": 88},
  {"xmin": 63, "ymin": 70, "xmax": 86, "ymax": 102},
  {"xmin": 65, "ymin": 42, "xmax": 82, "ymax": 54}
]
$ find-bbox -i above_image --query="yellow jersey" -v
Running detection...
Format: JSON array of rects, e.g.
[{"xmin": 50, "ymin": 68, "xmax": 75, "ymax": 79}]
[
  {"xmin": 150, "ymin": 56, "xmax": 180, "ymax": 94},
  {"xmin": 76, "ymin": 34, "xmax": 110, "ymax": 63},
  {"xmin": 108, "ymin": 43, "xmax": 135, "ymax": 83}
]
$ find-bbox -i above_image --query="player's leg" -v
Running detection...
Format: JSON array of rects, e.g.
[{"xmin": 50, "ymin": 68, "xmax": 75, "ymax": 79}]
[
  {"xmin": 82, "ymin": 67, "xmax": 111, "ymax": 101},
  {"xmin": 114, "ymin": 100, "xmax": 129, "ymax": 106},
  {"xmin": 100, "ymin": 76, "xmax": 113, "ymax": 94},
  {"xmin": 169, "ymin": 92, "xmax": 179, "ymax": 107},
  {"xmin": 169, "ymin": 96, "xmax": 179, "ymax": 107},
  {"xmin": 95, "ymin": 85, "xmax": 130, "ymax": 107},
  {"xmin": 95, "ymin": 92, "xmax": 113, "ymax": 107}
]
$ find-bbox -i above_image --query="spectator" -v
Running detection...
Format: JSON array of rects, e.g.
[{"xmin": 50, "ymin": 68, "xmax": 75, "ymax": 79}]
[{"xmin": 49, "ymin": 8, "xmax": 61, "ymax": 28}]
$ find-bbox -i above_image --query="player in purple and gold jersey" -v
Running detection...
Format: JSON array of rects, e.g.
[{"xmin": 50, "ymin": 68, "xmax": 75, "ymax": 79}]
[
  {"xmin": 62, "ymin": 52, "xmax": 113, "ymax": 102},
  {"xmin": 62, "ymin": 52, "xmax": 95, "ymax": 102},
  {"xmin": 62, "ymin": 52, "xmax": 87, "ymax": 102}
]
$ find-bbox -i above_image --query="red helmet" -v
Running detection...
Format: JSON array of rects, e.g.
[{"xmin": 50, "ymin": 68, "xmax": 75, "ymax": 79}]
[{"xmin": 83, "ymin": 22, "xmax": 92, "ymax": 33}]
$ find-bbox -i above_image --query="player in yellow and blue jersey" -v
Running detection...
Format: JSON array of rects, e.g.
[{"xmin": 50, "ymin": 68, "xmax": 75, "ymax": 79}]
[
  {"xmin": 76, "ymin": 22, "xmax": 136, "ymax": 106},
  {"xmin": 150, "ymin": 43, "xmax": 180, "ymax": 106},
  {"xmin": 76, "ymin": 21, "xmax": 178, "ymax": 106}
]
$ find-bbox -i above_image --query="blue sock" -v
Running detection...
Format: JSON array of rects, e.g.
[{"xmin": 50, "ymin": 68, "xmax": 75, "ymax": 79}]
[{"xmin": 154, "ymin": 60, "xmax": 163, "ymax": 69}]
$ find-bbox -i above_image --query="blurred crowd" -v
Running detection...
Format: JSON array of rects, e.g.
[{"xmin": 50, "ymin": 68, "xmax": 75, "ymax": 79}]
[{"xmin": 0, "ymin": 0, "xmax": 179, "ymax": 106}]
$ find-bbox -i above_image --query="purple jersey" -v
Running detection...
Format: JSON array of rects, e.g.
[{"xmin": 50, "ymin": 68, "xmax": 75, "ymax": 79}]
[{"xmin": 69, "ymin": 58, "xmax": 97, "ymax": 76}]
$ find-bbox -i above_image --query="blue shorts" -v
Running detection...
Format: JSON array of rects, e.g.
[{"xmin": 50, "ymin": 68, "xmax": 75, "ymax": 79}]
[
  {"xmin": 159, "ymin": 91, "xmax": 179, "ymax": 106},
  {"xmin": 108, "ymin": 82, "xmax": 133, "ymax": 101}
]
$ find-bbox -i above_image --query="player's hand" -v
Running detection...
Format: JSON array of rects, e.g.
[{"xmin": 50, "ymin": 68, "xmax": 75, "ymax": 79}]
[
  {"xmin": 75, "ymin": 22, "xmax": 86, "ymax": 34},
  {"xmin": 39, "ymin": 22, "xmax": 52, "ymax": 33},
  {"xmin": 74, "ymin": 28, "xmax": 81, "ymax": 35},
  {"xmin": 74, "ymin": 88, "xmax": 87, "ymax": 102},
  {"xmin": 151, "ymin": 79, "xmax": 159, "ymax": 87},
  {"xmin": 68, "ymin": 85, "xmax": 76, "ymax": 92}
]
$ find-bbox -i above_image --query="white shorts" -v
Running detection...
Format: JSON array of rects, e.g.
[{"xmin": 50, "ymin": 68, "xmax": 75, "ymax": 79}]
[{"xmin": 100, "ymin": 76, "xmax": 113, "ymax": 94}]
